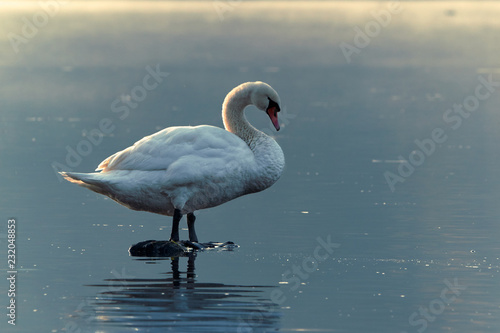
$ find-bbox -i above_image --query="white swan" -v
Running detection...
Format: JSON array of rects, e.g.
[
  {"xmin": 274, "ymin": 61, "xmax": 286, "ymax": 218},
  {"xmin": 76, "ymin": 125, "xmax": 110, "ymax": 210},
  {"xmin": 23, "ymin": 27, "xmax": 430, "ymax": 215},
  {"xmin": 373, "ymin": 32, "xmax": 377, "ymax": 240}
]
[{"xmin": 60, "ymin": 81, "xmax": 285, "ymax": 242}]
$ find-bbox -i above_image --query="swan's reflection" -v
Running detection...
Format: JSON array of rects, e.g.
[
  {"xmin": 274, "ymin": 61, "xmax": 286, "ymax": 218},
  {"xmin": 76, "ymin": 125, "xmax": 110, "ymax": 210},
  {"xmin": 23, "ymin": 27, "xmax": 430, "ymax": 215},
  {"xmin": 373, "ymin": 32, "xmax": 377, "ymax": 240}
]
[{"xmin": 72, "ymin": 253, "xmax": 281, "ymax": 332}]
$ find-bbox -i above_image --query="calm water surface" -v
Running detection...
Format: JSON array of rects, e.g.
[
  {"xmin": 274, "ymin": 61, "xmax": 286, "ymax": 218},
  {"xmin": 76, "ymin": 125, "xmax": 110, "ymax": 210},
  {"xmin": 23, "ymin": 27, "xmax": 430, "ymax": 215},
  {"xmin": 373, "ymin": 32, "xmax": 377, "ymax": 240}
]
[{"xmin": 1, "ymin": 2, "xmax": 500, "ymax": 332}]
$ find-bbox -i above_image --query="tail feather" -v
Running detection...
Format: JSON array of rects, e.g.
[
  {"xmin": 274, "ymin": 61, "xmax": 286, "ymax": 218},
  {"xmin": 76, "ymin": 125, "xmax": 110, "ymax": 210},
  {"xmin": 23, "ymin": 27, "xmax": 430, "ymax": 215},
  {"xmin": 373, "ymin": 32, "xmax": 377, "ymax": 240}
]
[{"xmin": 59, "ymin": 172, "xmax": 109, "ymax": 195}]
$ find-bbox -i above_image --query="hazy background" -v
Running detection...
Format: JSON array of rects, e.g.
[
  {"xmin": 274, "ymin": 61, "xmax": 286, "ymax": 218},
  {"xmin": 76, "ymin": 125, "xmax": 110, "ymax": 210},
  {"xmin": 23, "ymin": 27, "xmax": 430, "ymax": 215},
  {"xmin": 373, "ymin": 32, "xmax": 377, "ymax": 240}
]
[{"xmin": 1, "ymin": 2, "xmax": 500, "ymax": 332}]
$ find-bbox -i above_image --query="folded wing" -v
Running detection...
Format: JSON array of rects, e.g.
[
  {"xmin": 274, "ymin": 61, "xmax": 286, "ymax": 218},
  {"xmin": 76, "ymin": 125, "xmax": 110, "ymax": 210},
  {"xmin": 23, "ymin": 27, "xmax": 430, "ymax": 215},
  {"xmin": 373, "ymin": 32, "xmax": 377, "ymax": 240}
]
[{"xmin": 96, "ymin": 125, "xmax": 255, "ymax": 186}]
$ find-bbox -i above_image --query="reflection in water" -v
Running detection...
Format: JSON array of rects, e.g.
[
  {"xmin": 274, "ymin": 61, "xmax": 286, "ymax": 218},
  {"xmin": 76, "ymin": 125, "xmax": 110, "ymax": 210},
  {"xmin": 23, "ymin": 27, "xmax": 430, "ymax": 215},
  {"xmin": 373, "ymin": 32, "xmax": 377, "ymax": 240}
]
[{"xmin": 70, "ymin": 254, "xmax": 281, "ymax": 332}]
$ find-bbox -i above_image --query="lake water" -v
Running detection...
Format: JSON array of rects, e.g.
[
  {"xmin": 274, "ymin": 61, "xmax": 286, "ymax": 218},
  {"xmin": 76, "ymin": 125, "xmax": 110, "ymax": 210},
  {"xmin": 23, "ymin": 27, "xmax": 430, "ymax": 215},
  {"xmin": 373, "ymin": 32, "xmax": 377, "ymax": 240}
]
[{"xmin": 1, "ymin": 1, "xmax": 500, "ymax": 332}]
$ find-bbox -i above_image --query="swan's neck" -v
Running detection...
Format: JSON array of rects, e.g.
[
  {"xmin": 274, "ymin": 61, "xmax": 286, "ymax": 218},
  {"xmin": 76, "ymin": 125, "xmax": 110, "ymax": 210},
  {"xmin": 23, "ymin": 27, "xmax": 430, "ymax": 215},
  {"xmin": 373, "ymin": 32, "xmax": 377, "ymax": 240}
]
[
  {"xmin": 222, "ymin": 85, "xmax": 285, "ymax": 192},
  {"xmin": 222, "ymin": 85, "xmax": 260, "ymax": 147}
]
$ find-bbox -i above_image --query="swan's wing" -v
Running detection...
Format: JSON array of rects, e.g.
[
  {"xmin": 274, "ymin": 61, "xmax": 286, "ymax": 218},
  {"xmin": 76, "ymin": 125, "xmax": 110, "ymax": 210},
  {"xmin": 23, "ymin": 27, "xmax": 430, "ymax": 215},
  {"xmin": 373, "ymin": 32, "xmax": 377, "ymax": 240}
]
[{"xmin": 96, "ymin": 126, "xmax": 254, "ymax": 180}]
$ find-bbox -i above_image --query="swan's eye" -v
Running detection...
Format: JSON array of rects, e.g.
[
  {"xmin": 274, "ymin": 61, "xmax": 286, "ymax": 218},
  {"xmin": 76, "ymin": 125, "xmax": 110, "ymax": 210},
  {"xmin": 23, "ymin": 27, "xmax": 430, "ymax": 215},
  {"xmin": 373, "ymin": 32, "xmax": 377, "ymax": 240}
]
[{"xmin": 267, "ymin": 97, "xmax": 280, "ymax": 112}]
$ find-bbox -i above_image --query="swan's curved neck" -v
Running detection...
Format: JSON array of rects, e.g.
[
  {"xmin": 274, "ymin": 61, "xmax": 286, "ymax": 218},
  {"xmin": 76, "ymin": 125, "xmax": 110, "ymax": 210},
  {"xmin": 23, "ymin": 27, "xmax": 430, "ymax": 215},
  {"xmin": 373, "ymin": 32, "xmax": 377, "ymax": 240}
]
[
  {"xmin": 221, "ymin": 84, "xmax": 285, "ymax": 192},
  {"xmin": 222, "ymin": 84, "xmax": 260, "ymax": 147}
]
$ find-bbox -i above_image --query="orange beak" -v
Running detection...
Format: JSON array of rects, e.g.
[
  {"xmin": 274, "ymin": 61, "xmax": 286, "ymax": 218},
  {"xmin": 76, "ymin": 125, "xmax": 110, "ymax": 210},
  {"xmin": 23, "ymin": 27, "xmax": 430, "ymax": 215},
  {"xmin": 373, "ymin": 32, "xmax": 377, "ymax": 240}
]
[
  {"xmin": 266, "ymin": 99, "xmax": 281, "ymax": 131},
  {"xmin": 266, "ymin": 107, "xmax": 280, "ymax": 131}
]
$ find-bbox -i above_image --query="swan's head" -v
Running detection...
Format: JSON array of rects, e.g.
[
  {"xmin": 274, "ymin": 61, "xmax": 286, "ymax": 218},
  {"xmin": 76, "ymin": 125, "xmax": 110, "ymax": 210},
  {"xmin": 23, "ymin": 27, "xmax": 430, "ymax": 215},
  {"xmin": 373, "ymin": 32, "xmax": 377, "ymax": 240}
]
[{"xmin": 250, "ymin": 82, "xmax": 281, "ymax": 131}]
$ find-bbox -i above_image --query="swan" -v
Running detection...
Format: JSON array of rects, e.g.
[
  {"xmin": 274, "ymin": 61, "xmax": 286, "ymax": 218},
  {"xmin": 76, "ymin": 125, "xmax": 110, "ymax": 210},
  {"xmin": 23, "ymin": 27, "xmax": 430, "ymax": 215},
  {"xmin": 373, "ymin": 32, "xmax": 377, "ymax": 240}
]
[{"xmin": 60, "ymin": 81, "xmax": 285, "ymax": 243}]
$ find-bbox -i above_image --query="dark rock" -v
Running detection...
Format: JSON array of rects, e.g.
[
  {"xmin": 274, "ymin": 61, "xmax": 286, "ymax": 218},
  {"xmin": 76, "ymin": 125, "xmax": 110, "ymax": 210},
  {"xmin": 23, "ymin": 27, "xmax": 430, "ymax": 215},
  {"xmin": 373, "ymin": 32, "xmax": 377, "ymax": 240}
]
[
  {"xmin": 128, "ymin": 240, "xmax": 187, "ymax": 257},
  {"xmin": 129, "ymin": 240, "xmax": 238, "ymax": 257}
]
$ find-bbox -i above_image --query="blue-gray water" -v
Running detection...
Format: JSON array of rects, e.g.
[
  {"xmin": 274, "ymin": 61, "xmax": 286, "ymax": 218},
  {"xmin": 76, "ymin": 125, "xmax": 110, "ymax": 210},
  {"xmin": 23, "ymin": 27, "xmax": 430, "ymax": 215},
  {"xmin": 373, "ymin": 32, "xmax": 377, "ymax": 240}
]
[{"xmin": 1, "ymin": 2, "xmax": 500, "ymax": 332}]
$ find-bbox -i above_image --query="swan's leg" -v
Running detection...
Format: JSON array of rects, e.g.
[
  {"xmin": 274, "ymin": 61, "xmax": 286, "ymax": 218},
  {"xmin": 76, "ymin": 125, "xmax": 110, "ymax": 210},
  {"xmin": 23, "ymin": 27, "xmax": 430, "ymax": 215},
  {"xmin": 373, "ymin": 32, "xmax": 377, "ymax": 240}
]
[
  {"xmin": 170, "ymin": 209, "xmax": 182, "ymax": 242},
  {"xmin": 187, "ymin": 212, "xmax": 198, "ymax": 243}
]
